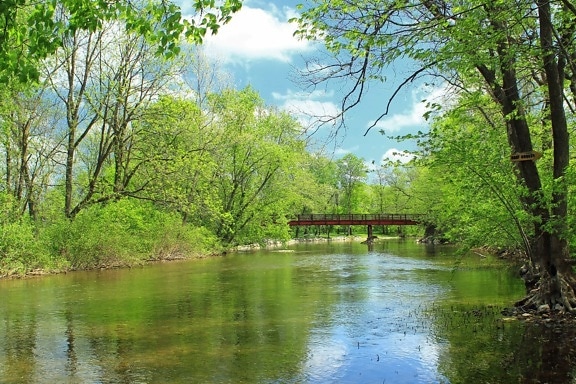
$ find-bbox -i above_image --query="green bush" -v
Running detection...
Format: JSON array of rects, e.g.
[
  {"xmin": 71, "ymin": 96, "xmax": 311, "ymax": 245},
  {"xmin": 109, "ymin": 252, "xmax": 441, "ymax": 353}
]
[
  {"xmin": 0, "ymin": 220, "xmax": 51, "ymax": 276},
  {"xmin": 151, "ymin": 221, "xmax": 221, "ymax": 259},
  {"xmin": 43, "ymin": 199, "xmax": 220, "ymax": 269},
  {"xmin": 0, "ymin": 193, "xmax": 53, "ymax": 275}
]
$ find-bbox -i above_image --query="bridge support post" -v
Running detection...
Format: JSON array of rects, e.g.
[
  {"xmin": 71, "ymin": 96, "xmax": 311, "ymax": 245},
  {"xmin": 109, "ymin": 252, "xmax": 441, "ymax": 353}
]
[{"xmin": 367, "ymin": 224, "xmax": 373, "ymax": 240}]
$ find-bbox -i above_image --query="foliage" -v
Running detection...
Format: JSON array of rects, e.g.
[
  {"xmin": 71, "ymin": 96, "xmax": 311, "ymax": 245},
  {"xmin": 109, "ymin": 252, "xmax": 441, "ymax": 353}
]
[
  {"xmin": 409, "ymin": 93, "xmax": 532, "ymax": 249},
  {"xmin": 369, "ymin": 165, "xmax": 419, "ymax": 214},
  {"xmin": 40, "ymin": 19, "xmax": 192, "ymax": 218},
  {"xmin": 0, "ymin": 0, "xmax": 243, "ymax": 83},
  {"xmin": 41, "ymin": 199, "xmax": 218, "ymax": 269},
  {"xmin": 564, "ymin": 162, "xmax": 576, "ymax": 251},
  {"xmin": 293, "ymin": 153, "xmax": 340, "ymax": 214},
  {"xmin": 136, "ymin": 89, "xmax": 313, "ymax": 247},
  {"xmin": 335, "ymin": 153, "xmax": 368, "ymax": 214},
  {"xmin": 0, "ymin": 194, "xmax": 51, "ymax": 275},
  {"xmin": 201, "ymin": 88, "xmax": 309, "ymax": 246}
]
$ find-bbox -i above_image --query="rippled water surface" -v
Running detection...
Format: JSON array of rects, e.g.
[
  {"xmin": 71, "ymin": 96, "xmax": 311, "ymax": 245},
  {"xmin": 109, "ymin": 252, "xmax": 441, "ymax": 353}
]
[{"xmin": 0, "ymin": 240, "xmax": 563, "ymax": 383}]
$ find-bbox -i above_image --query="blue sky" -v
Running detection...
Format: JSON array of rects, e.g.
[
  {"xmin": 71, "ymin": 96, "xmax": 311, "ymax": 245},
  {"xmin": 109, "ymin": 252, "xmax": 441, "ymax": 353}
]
[{"xmin": 180, "ymin": 0, "xmax": 443, "ymax": 167}]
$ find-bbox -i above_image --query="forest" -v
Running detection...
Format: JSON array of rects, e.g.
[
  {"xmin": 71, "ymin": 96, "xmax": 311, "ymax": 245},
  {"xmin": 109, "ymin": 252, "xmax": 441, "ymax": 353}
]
[
  {"xmin": 2, "ymin": 0, "xmax": 576, "ymax": 314},
  {"xmin": 0, "ymin": 0, "xmax": 416, "ymax": 276}
]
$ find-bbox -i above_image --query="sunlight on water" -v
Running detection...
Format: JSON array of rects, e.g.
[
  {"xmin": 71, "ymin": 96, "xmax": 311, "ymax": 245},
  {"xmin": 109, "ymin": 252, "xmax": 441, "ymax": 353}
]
[{"xmin": 294, "ymin": 249, "xmax": 450, "ymax": 383}]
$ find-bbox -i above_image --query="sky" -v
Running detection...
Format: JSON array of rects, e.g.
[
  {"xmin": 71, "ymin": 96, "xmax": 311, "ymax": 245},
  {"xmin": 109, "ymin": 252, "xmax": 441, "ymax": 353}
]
[{"xmin": 179, "ymin": 0, "xmax": 440, "ymax": 167}]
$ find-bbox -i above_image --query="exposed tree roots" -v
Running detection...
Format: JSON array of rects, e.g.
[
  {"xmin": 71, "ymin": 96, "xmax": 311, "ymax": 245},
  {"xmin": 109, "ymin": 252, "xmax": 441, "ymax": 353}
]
[{"xmin": 514, "ymin": 269, "xmax": 576, "ymax": 315}]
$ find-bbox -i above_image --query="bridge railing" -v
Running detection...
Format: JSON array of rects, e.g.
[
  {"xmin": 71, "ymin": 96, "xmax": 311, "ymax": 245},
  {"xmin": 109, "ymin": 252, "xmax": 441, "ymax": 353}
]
[{"xmin": 290, "ymin": 213, "xmax": 424, "ymax": 223}]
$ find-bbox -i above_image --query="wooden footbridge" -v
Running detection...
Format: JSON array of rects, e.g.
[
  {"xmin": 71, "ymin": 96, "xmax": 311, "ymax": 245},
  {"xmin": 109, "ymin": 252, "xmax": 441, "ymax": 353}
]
[
  {"xmin": 288, "ymin": 214, "xmax": 423, "ymax": 227},
  {"xmin": 288, "ymin": 214, "xmax": 424, "ymax": 240}
]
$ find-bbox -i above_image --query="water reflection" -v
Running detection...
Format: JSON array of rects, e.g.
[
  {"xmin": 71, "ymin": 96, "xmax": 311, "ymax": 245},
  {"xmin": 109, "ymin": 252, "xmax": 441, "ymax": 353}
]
[
  {"xmin": 1, "ymin": 313, "xmax": 37, "ymax": 383},
  {"xmin": 296, "ymin": 248, "xmax": 449, "ymax": 383},
  {"xmin": 1, "ymin": 240, "xmax": 568, "ymax": 383},
  {"xmin": 509, "ymin": 321, "xmax": 576, "ymax": 383}
]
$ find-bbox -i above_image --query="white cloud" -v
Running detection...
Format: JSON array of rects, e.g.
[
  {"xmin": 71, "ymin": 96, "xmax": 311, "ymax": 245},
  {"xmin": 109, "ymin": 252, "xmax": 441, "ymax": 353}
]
[
  {"xmin": 368, "ymin": 84, "xmax": 451, "ymax": 134},
  {"xmin": 195, "ymin": 5, "xmax": 312, "ymax": 64},
  {"xmin": 335, "ymin": 146, "xmax": 359, "ymax": 156},
  {"xmin": 370, "ymin": 104, "xmax": 426, "ymax": 133},
  {"xmin": 381, "ymin": 148, "xmax": 416, "ymax": 164},
  {"xmin": 273, "ymin": 88, "xmax": 335, "ymax": 101},
  {"xmin": 273, "ymin": 89, "xmax": 340, "ymax": 130}
]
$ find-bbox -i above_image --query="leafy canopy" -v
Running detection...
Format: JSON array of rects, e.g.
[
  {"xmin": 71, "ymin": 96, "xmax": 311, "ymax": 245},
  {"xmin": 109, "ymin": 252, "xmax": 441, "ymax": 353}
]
[{"xmin": 0, "ymin": 0, "xmax": 243, "ymax": 83}]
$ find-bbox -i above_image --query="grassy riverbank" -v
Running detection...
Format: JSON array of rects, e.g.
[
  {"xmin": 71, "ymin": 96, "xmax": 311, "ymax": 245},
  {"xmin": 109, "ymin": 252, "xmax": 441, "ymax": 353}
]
[{"xmin": 0, "ymin": 201, "xmax": 223, "ymax": 278}]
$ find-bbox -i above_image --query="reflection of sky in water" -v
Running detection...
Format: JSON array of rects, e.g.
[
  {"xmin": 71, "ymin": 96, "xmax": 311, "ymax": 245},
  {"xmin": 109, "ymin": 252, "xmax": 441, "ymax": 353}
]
[{"xmin": 301, "ymin": 252, "xmax": 449, "ymax": 383}]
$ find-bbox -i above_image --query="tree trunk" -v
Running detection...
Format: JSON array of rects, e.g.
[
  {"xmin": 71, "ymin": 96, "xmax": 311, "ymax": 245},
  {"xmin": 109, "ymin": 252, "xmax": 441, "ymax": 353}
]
[
  {"xmin": 525, "ymin": 0, "xmax": 576, "ymax": 312},
  {"xmin": 478, "ymin": 1, "xmax": 576, "ymax": 312},
  {"xmin": 64, "ymin": 122, "xmax": 75, "ymax": 218}
]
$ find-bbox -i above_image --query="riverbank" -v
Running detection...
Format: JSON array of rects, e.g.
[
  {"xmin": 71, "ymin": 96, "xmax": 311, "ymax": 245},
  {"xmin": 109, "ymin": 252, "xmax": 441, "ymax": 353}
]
[
  {"xmin": 0, "ymin": 247, "xmax": 218, "ymax": 280},
  {"xmin": 234, "ymin": 235, "xmax": 376, "ymax": 251},
  {"xmin": 2, "ymin": 235, "xmax": 411, "ymax": 279}
]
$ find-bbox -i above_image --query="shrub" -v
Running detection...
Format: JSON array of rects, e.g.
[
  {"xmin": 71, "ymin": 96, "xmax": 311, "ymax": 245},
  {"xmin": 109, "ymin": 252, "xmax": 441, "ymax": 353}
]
[
  {"xmin": 43, "ymin": 199, "xmax": 220, "ymax": 269},
  {"xmin": 0, "ymin": 220, "xmax": 51, "ymax": 276}
]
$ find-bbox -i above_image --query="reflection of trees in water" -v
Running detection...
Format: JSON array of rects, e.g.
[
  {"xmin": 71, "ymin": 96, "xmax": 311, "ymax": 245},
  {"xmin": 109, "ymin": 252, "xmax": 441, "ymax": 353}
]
[
  {"xmin": 64, "ymin": 310, "xmax": 77, "ymax": 377},
  {"xmin": 432, "ymin": 305, "xmax": 576, "ymax": 383},
  {"xmin": 505, "ymin": 320, "xmax": 576, "ymax": 383},
  {"xmin": 2, "ymin": 314, "xmax": 37, "ymax": 383},
  {"xmin": 86, "ymin": 322, "xmax": 142, "ymax": 383},
  {"xmin": 433, "ymin": 305, "xmax": 523, "ymax": 383}
]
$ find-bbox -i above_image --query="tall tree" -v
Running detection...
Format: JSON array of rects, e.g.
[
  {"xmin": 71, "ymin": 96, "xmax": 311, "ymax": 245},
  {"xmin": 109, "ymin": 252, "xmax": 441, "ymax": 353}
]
[
  {"xmin": 303, "ymin": 153, "xmax": 340, "ymax": 214},
  {"xmin": 136, "ymin": 95, "xmax": 214, "ymax": 222},
  {"xmin": 411, "ymin": 92, "xmax": 533, "ymax": 249},
  {"xmin": 86, "ymin": 25, "xmax": 185, "ymax": 201},
  {"xmin": 43, "ymin": 16, "xmax": 185, "ymax": 218},
  {"xmin": 139, "ymin": 90, "xmax": 314, "ymax": 247},
  {"xmin": 336, "ymin": 153, "xmax": 368, "ymax": 215},
  {"xmin": 294, "ymin": 1, "xmax": 576, "ymax": 310},
  {"xmin": 0, "ymin": 85, "xmax": 61, "ymax": 220},
  {"xmin": 204, "ymin": 88, "xmax": 307, "ymax": 246},
  {"xmin": 45, "ymin": 25, "xmax": 103, "ymax": 218}
]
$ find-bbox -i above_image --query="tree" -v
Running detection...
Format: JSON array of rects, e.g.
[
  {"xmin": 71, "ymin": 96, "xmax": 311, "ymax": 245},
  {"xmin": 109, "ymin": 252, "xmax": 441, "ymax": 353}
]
[
  {"xmin": 370, "ymin": 166, "xmax": 389, "ymax": 214},
  {"xmin": 136, "ymin": 95, "xmax": 214, "ymax": 223},
  {"xmin": 41, "ymin": 15, "xmax": 187, "ymax": 218},
  {"xmin": 140, "ymin": 87, "xmax": 310, "ymax": 247},
  {"xmin": 335, "ymin": 153, "xmax": 368, "ymax": 234},
  {"xmin": 203, "ymin": 88, "xmax": 308, "ymax": 246},
  {"xmin": 0, "ymin": 85, "xmax": 61, "ymax": 221},
  {"xmin": 336, "ymin": 154, "xmax": 368, "ymax": 214},
  {"xmin": 44, "ymin": 25, "xmax": 104, "ymax": 219},
  {"xmin": 294, "ymin": 1, "xmax": 576, "ymax": 310},
  {"xmin": 410, "ymin": 93, "xmax": 533, "ymax": 249},
  {"xmin": 180, "ymin": 47, "xmax": 233, "ymax": 110},
  {"xmin": 377, "ymin": 166, "xmax": 416, "ymax": 213},
  {"xmin": 0, "ymin": 0, "xmax": 242, "ymax": 83},
  {"xmin": 302, "ymin": 153, "xmax": 340, "ymax": 214}
]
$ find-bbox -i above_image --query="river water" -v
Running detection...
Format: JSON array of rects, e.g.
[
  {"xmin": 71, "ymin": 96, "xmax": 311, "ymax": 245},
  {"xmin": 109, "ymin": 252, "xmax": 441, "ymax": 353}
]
[{"xmin": 1, "ymin": 240, "xmax": 574, "ymax": 383}]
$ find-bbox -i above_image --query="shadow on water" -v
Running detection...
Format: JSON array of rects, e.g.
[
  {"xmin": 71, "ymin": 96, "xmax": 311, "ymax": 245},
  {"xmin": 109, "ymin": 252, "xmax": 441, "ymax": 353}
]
[
  {"xmin": 427, "ymin": 303, "xmax": 576, "ymax": 384},
  {"xmin": 0, "ymin": 239, "xmax": 576, "ymax": 383}
]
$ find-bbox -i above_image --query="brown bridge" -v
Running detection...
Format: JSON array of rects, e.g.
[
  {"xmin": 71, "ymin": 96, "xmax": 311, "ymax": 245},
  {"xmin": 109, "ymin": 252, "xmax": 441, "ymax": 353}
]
[
  {"xmin": 288, "ymin": 214, "xmax": 424, "ymax": 241},
  {"xmin": 288, "ymin": 214, "xmax": 423, "ymax": 227}
]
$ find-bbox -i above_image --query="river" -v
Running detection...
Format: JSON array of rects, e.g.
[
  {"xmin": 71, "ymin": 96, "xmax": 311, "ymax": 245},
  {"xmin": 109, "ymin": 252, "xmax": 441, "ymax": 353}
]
[{"xmin": 0, "ymin": 240, "xmax": 574, "ymax": 383}]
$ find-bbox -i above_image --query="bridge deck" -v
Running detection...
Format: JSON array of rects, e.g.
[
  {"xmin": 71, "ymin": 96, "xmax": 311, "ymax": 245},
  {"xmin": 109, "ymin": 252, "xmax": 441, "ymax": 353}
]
[{"xmin": 288, "ymin": 214, "xmax": 423, "ymax": 226}]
